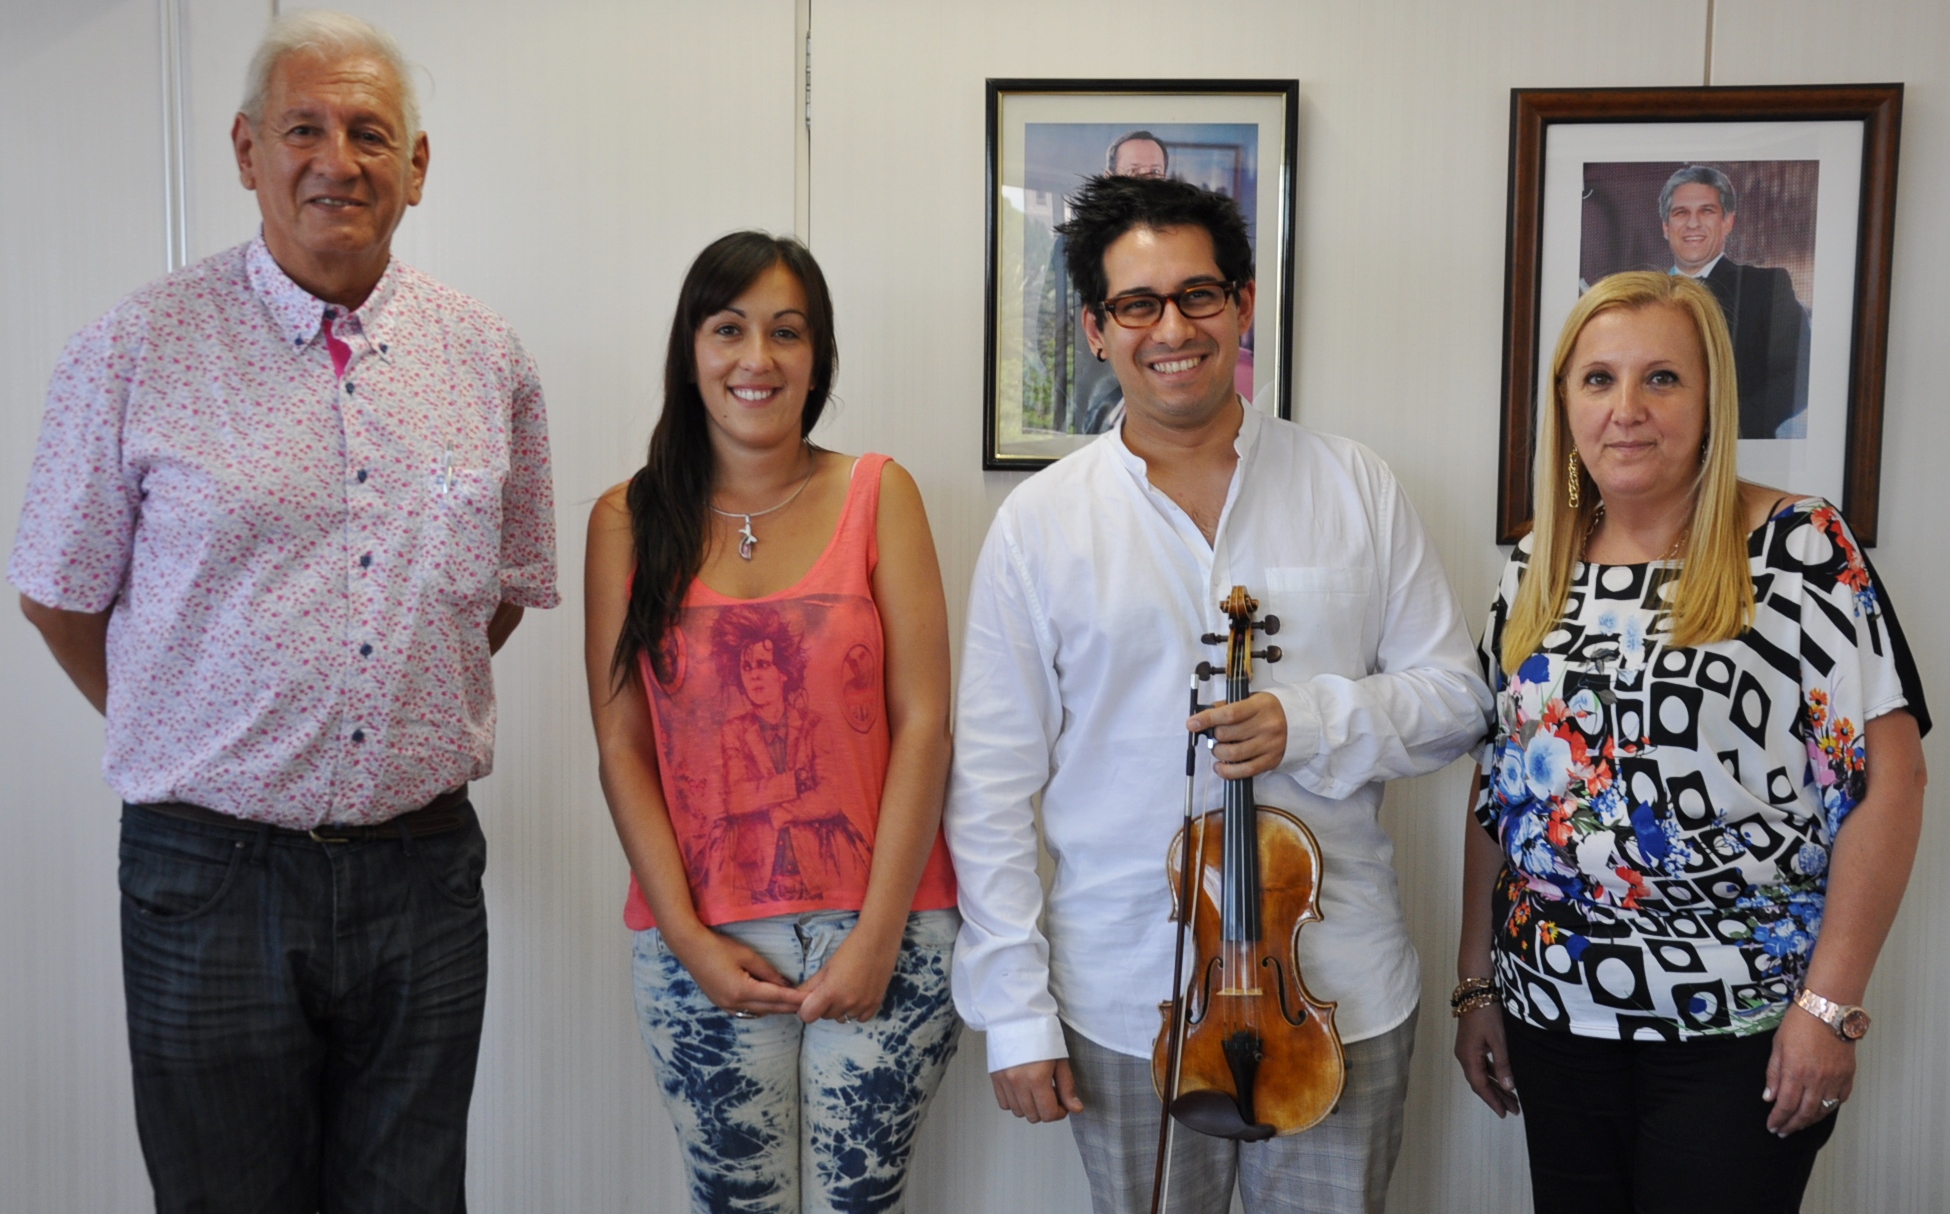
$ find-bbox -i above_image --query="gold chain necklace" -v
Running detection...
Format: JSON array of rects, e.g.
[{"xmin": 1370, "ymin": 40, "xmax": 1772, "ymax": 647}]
[{"xmin": 1581, "ymin": 504, "xmax": 1688, "ymax": 564}]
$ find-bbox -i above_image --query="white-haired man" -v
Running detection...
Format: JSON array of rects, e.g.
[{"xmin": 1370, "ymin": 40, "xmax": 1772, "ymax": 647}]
[{"xmin": 9, "ymin": 12, "xmax": 555, "ymax": 1210}]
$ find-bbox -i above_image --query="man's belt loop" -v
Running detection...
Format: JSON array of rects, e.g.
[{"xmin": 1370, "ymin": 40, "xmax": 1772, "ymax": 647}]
[
  {"xmin": 396, "ymin": 815, "xmax": 418, "ymax": 857},
  {"xmin": 249, "ymin": 822, "xmax": 272, "ymax": 865}
]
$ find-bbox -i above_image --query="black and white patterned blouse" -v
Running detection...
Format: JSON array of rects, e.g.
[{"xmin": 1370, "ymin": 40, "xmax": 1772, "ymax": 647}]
[{"xmin": 1475, "ymin": 499, "xmax": 1928, "ymax": 1041}]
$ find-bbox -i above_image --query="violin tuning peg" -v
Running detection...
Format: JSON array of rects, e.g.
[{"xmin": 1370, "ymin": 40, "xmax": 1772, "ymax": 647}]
[
  {"xmin": 1259, "ymin": 615, "xmax": 1280, "ymax": 636},
  {"xmin": 1254, "ymin": 646, "xmax": 1283, "ymax": 663},
  {"xmin": 1195, "ymin": 661, "xmax": 1219, "ymax": 680},
  {"xmin": 1200, "ymin": 632, "xmax": 1225, "ymax": 645}
]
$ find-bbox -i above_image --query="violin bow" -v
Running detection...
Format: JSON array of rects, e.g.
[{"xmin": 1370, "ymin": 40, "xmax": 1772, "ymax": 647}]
[{"xmin": 1151, "ymin": 674, "xmax": 1207, "ymax": 1214}]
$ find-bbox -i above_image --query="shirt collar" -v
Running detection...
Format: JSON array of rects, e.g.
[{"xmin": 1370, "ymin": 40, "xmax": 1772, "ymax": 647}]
[
  {"xmin": 1231, "ymin": 397, "xmax": 1265, "ymax": 465},
  {"xmin": 1670, "ymin": 253, "xmax": 1725, "ymax": 280},
  {"xmin": 1109, "ymin": 395, "xmax": 1261, "ymax": 475},
  {"xmin": 247, "ymin": 233, "xmax": 403, "ymax": 354}
]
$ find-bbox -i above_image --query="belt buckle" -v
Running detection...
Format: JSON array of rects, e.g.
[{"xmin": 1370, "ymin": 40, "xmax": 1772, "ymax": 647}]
[{"xmin": 308, "ymin": 826, "xmax": 352, "ymax": 844}]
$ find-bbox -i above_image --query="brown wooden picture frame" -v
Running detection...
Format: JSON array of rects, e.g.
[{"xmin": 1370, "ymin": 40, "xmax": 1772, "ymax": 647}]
[{"xmin": 1497, "ymin": 84, "xmax": 1903, "ymax": 545}]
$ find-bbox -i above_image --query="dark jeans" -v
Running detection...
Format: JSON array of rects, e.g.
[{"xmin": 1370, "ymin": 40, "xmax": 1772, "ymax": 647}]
[
  {"xmin": 119, "ymin": 801, "xmax": 489, "ymax": 1214},
  {"xmin": 1502, "ymin": 1013, "xmax": 1835, "ymax": 1214}
]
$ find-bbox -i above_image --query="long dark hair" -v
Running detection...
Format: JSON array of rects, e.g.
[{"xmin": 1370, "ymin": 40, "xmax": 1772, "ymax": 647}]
[{"xmin": 612, "ymin": 231, "xmax": 838, "ymax": 686}]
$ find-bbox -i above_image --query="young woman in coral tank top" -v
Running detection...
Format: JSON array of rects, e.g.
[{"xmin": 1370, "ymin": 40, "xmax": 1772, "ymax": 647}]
[{"xmin": 584, "ymin": 232, "xmax": 960, "ymax": 1214}]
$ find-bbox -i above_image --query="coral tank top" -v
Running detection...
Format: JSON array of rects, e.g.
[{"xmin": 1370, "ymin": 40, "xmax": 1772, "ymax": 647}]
[{"xmin": 624, "ymin": 454, "xmax": 958, "ymax": 930}]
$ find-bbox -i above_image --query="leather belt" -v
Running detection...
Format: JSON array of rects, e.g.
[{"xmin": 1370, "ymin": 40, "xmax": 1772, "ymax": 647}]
[{"xmin": 132, "ymin": 786, "xmax": 471, "ymax": 843}]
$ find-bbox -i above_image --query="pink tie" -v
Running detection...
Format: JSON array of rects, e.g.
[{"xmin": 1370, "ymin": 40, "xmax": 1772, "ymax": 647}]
[{"xmin": 321, "ymin": 312, "xmax": 352, "ymax": 379}]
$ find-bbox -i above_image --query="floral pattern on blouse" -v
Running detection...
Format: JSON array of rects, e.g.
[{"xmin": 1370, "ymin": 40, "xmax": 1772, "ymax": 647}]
[{"xmin": 1475, "ymin": 499, "xmax": 1926, "ymax": 1040}]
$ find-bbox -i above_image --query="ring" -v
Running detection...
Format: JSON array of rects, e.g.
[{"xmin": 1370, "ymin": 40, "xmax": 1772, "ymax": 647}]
[
  {"xmin": 731, "ymin": 1010, "xmax": 757, "ymax": 1020},
  {"xmin": 838, "ymin": 1014, "xmax": 852, "ymax": 1023},
  {"xmin": 1821, "ymin": 1097, "xmax": 1840, "ymax": 1112}
]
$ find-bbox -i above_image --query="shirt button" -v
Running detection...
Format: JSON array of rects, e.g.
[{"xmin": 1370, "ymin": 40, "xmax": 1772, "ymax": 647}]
[
  {"xmin": 359, "ymin": 553, "xmax": 372, "ymax": 568},
  {"xmin": 359, "ymin": 643, "xmax": 373, "ymax": 657},
  {"xmin": 345, "ymin": 382, "xmax": 356, "ymax": 395},
  {"xmin": 356, "ymin": 469, "xmax": 368, "ymax": 483},
  {"xmin": 379, "ymin": 343, "xmax": 389, "ymax": 353},
  {"xmin": 351, "ymin": 728, "xmax": 365, "ymax": 743}
]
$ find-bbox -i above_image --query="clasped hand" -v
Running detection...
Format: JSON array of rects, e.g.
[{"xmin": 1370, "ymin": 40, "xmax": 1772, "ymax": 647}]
[
  {"xmin": 678, "ymin": 926, "xmax": 899, "ymax": 1024},
  {"xmin": 1188, "ymin": 691, "xmax": 1288, "ymax": 778}
]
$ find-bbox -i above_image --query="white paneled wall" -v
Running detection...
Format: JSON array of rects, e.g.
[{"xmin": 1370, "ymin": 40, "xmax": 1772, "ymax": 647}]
[
  {"xmin": 179, "ymin": 0, "xmax": 268, "ymax": 261},
  {"xmin": 1713, "ymin": 5, "xmax": 1950, "ymax": 1210},
  {"xmin": 2, "ymin": 2, "xmax": 1944, "ymax": 1211},
  {"xmin": 2, "ymin": 3, "xmax": 168, "ymax": 1210}
]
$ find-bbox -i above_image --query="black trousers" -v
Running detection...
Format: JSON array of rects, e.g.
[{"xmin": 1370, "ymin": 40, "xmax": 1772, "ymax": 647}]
[{"xmin": 1502, "ymin": 1014, "xmax": 1835, "ymax": 1214}]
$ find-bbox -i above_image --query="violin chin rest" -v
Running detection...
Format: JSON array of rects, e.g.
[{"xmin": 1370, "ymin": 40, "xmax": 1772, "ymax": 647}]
[{"xmin": 1168, "ymin": 1090, "xmax": 1278, "ymax": 1142}]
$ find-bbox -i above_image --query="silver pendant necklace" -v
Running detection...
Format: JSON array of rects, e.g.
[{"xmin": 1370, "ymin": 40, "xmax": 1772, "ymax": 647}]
[{"xmin": 710, "ymin": 450, "xmax": 816, "ymax": 561}]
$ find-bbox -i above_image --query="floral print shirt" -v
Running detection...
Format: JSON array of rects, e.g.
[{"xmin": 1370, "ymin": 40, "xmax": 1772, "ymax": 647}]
[
  {"xmin": 7, "ymin": 238, "xmax": 558, "ymax": 826},
  {"xmin": 1476, "ymin": 500, "xmax": 1927, "ymax": 1040}
]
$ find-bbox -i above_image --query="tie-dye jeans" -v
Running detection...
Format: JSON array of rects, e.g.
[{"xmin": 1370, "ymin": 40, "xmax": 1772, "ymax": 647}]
[{"xmin": 632, "ymin": 908, "xmax": 962, "ymax": 1214}]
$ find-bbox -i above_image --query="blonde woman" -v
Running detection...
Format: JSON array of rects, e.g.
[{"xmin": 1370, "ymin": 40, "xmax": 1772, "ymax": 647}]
[{"xmin": 1453, "ymin": 272, "xmax": 1928, "ymax": 1213}]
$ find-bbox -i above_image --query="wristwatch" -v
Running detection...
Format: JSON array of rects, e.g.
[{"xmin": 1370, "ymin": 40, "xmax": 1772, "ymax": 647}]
[{"xmin": 1794, "ymin": 988, "xmax": 1871, "ymax": 1040}]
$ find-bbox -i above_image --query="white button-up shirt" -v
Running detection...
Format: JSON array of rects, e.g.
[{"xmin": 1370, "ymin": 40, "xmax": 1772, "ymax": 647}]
[
  {"xmin": 947, "ymin": 404, "xmax": 1491, "ymax": 1070},
  {"xmin": 8, "ymin": 238, "xmax": 558, "ymax": 827}
]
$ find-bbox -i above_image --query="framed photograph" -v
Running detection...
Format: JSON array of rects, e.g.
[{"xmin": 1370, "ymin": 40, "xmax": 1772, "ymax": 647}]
[
  {"xmin": 984, "ymin": 79, "xmax": 1298, "ymax": 470},
  {"xmin": 1497, "ymin": 85, "xmax": 1903, "ymax": 543}
]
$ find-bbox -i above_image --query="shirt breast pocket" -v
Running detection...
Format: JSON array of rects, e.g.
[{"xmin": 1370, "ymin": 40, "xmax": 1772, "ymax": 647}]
[
  {"xmin": 1262, "ymin": 565, "xmax": 1374, "ymax": 679},
  {"xmin": 419, "ymin": 465, "xmax": 504, "ymax": 604}
]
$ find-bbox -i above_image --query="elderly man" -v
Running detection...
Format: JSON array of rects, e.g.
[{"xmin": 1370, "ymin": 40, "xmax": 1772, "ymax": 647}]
[
  {"xmin": 948, "ymin": 173, "xmax": 1490, "ymax": 1214},
  {"xmin": 9, "ymin": 11, "xmax": 555, "ymax": 1211},
  {"xmin": 1659, "ymin": 164, "xmax": 1811, "ymax": 439}
]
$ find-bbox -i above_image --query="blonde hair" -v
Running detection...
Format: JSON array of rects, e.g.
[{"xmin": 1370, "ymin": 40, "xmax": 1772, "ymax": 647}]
[
  {"xmin": 240, "ymin": 10, "xmax": 420, "ymax": 143},
  {"xmin": 1501, "ymin": 271, "xmax": 1753, "ymax": 675}
]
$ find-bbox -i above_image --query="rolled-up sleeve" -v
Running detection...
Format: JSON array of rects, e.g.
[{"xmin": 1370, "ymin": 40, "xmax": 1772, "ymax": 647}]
[
  {"xmin": 7, "ymin": 316, "xmax": 140, "ymax": 612},
  {"xmin": 496, "ymin": 332, "xmax": 559, "ymax": 610},
  {"xmin": 1266, "ymin": 474, "xmax": 1492, "ymax": 799},
  {"xmin": 945, "ymin": 513, "xmax": 1069, "ymax": 1072}
]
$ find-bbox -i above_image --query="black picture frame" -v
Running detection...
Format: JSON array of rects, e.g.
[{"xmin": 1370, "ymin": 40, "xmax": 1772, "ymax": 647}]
[
  {"xmin": 983, "ymin": 78, "xmax": 1299, "ymax": 470},
  {"xmin": 1498, "ymin": 84, "xmax": 1903, "ymax": 544}
]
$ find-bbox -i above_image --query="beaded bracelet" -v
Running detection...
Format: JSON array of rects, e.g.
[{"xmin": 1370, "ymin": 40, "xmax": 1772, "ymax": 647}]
[{"xmin": 1449, "ymin": 977, "xmax": 1498, "ymax": 1018}]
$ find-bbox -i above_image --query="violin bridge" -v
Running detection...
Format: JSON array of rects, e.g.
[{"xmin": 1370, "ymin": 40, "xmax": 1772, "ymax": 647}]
[{"xmin": 1216, "ymin": 983, "xmax": 1264, "ymax": 997}]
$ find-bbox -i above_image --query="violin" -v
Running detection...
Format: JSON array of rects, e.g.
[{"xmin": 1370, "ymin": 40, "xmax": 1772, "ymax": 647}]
[{"xmin": 1150, "ymin": 586, "xmax": 1344, "ymax": 1204}]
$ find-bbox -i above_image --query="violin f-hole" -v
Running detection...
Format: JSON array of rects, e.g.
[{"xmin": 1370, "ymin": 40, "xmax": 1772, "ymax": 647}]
[
  {"xmin": 1260, "ymin": 955, "xmax": 1310, "ymax": 1026},
  {"xmin": 1186, "ymin": 956, "xmax": 1225, "ymax": 1026}
]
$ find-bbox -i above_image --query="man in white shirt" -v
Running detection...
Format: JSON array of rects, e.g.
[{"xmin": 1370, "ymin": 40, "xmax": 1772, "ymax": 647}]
[{"xmin": 946, "ymin": 173, "xmax": 1491, "ymax": 1214}]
